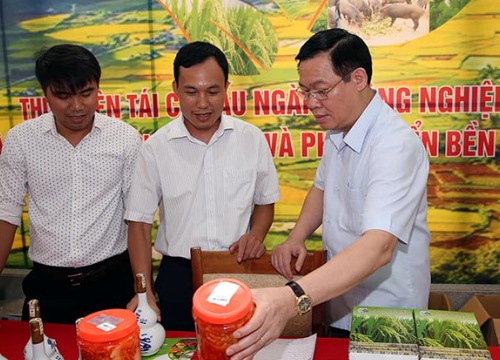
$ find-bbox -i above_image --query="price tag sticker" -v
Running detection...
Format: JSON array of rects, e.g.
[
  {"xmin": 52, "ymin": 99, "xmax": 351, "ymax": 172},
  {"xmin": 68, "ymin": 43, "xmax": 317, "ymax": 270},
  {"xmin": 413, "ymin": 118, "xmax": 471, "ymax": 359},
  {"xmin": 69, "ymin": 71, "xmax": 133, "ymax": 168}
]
[
  {"xmin": 88, "ymin": 313, "xmax": 123, "ymax": 332},
  {"xmin": 207, "ymin": 281, "xmax": 240, "ymax": 306},
  {"xmin": 97, "ymin": 322, "xmax": 117, "ymax": 332}
]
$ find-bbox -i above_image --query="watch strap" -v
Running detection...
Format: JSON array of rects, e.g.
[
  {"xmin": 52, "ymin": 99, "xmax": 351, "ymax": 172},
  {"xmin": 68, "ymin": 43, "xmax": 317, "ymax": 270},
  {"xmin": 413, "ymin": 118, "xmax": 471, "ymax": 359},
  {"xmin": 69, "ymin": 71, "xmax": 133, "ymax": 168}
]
[{"xmin": 286, "ymin": 281, "xmax": 306, "ymax": 297}]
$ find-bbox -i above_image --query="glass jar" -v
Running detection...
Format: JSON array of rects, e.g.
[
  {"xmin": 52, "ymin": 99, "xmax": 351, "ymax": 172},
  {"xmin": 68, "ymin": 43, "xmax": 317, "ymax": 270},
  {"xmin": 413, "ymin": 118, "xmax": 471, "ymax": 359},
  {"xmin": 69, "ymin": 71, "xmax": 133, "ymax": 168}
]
[
  {"xmin": 192, "ymin": 278, "xmax": 254, "ymax": 360},
  {"xmin": 77, "ymin": 309, "xmax": 140, "ymax": 360}
]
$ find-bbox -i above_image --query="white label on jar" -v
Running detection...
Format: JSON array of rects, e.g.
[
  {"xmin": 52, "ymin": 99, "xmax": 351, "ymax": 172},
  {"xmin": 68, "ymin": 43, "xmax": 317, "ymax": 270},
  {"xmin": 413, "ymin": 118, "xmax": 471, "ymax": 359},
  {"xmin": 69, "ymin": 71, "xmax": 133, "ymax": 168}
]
[
  {"xmin": 207, "ymin": 281, "xmax": 240, "ymax": 306},
  {"xmin": 88, "ymin": 314, "xmax": 123, "ymax": 326},
  {"xmin": 96, "ymin": 322, "xmax": 117, "ymax": 332}
]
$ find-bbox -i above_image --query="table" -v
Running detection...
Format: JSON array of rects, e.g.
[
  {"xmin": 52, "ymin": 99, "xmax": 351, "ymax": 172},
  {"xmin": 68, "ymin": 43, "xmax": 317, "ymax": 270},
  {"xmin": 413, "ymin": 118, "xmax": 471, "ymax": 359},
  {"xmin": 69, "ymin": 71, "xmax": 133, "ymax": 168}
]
[{"xmin": 1, "ymin": 319, "xmax": 499, "ymax": 360}]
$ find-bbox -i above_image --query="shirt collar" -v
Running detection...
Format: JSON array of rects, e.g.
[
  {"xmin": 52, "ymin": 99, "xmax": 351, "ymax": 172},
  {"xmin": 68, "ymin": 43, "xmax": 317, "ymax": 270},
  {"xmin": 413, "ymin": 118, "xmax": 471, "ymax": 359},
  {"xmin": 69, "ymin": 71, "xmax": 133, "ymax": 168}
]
[
  {"xmin": 92, "ymin": 113, "xmax": 106, "ymax": 130},
  {"xmin": 43, "ymin": 112, "xmax": 101, "ymax": 136},
  {"xmin": 168, "ymin": 114, "xmax": 235, "ymax": 142},
  {"xmin": 329, "ymin": 90, "xmax": 381, "ymax": 153},
  {"xmin": 214, "ymin": 114, "xmax": 235, "ymax": 138}
]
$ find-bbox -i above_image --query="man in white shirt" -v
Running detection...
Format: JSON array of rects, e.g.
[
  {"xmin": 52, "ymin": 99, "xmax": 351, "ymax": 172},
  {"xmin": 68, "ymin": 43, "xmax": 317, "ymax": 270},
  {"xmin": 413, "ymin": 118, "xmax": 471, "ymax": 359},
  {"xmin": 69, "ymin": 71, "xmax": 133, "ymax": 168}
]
[
  {"xmin": 125, "ymin": 41, "xmax": 281, "ymax": 331},
  {"xmin": 226, "ymin": 28, "xmax": 430, "ymax": 360},
  {"xmin": 0, "ymin": 44, "xmax": 141, "ymax": 323}
]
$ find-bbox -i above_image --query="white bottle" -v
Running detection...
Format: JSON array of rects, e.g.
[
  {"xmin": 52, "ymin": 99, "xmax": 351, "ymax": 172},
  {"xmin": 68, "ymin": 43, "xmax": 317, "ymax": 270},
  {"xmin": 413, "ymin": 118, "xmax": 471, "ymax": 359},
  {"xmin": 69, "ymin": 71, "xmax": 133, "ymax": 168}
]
[
  {"xmin": 23, "ymin": 300, "xmax": 63, "ymax": 360},
  {"xmin": 28, "ymin": 318, "xmax": 51, "ymax": 360},
  {"xmin": 134, "ymin": 273, "xmax": 158, "ymax": 328},
  {"xmin": 139, "ymin": 322, "xmax": 166, "ymax": 356},
  {"xmin": 134, "ymin": 273, "xmax": 165, "ymax": 356}
]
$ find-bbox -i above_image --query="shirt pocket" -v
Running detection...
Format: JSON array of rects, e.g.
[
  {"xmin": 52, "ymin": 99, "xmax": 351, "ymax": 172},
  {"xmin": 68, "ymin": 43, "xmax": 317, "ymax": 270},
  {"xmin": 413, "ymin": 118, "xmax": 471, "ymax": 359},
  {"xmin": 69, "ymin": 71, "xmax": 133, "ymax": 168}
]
[
  {"xmin": 344, "ymin": 182, "xmax": 365, "ymax": 236},
  {"xmin": 223, "ymin": 169, "xmax": 255, "ymax": 210}
]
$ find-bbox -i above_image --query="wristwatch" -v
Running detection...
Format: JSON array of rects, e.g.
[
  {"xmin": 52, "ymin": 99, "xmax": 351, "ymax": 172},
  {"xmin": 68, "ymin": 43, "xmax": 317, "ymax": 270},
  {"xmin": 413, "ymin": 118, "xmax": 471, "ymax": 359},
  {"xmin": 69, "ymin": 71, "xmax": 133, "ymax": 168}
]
[{"xmin": 285, "ymin": 281, "xmax": 312, "ymax": 316}]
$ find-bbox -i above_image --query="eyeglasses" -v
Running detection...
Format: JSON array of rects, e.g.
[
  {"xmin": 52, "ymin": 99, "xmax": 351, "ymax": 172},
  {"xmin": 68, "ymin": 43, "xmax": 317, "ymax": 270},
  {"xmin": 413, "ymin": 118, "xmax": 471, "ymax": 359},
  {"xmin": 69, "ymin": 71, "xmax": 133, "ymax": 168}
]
[{"xmin": 296, "ymin": 77, "xmax": 344, "ymax": 101}]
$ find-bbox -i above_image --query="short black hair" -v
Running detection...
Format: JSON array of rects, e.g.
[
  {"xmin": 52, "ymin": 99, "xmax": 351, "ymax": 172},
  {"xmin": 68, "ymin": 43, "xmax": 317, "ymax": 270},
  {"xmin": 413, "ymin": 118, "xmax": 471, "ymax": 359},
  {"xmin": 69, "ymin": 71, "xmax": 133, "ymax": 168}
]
[
  {"xmin": 173, "ymin": 41, "xmax": 229, "ymax": 83},
  {"xmin": 35, "ymin": 44, "xmax": 101, "ymax": 94},
  {"xmin": 296, "ymin": 29, "xmax": 372, "ymax": 83}
]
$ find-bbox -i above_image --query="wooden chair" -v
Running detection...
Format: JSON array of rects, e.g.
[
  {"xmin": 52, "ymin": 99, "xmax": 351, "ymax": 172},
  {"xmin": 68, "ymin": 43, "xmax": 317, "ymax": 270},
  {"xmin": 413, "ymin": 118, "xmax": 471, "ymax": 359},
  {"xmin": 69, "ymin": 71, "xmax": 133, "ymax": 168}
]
[{"xmin": 190, "ymin": 247, "xmax": 326, "ymax": 337}]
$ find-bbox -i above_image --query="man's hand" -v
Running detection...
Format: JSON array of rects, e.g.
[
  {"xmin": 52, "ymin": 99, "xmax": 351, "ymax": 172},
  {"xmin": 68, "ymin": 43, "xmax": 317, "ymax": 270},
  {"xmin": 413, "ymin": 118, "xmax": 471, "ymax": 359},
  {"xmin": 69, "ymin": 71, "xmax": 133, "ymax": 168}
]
[
  {"xmin": 226, "ymin": 287, "xmax": 296, "ymax": 360},
  {"xmin": 229, "ymin": 234, "xmax": 266, "ymax": 263},
  {"xmin": 271, "ymin": 239, "xmax": 307, "ymax": 281}
]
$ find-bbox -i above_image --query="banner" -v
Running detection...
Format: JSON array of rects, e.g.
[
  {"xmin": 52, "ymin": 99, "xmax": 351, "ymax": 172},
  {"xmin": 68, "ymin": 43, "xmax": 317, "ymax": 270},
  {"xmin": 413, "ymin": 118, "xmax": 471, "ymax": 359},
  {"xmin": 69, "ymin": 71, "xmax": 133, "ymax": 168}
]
[{"xmin": 0, "ymin": 0, "xmax": 498, "ymax": 284}]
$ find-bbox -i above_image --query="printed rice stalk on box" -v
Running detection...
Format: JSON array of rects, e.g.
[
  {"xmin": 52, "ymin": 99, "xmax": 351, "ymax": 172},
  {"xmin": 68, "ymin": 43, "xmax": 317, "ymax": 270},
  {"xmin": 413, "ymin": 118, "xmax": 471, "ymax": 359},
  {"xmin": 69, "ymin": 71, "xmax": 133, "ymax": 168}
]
[
  {"xmin": 349, "ymin": 306, "xmax": 419, "ymax": 359},
  {"xmin": 414, "ymin": 309, "xmax": 492, "ymax": 360}
]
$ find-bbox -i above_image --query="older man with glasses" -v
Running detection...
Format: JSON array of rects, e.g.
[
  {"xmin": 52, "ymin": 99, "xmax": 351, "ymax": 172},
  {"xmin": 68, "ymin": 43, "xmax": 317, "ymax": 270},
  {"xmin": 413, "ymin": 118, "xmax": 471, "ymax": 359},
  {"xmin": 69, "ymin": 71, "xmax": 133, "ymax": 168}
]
[{"xmin": 226, "ymin": 28, "xmax": 430, "ymax": 360}]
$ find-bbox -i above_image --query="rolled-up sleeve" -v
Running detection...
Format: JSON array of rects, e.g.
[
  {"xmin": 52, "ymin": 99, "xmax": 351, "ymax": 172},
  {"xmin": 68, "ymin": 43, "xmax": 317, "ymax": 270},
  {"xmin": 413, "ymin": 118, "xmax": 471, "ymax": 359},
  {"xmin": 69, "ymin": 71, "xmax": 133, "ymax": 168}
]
[
  {"xmin": 0, "ymin": 131, "xmax": 27, "ymax": 226},
  {"xmin": 124, "ymin": 142, "xmax": 162, "ymax": 224}
]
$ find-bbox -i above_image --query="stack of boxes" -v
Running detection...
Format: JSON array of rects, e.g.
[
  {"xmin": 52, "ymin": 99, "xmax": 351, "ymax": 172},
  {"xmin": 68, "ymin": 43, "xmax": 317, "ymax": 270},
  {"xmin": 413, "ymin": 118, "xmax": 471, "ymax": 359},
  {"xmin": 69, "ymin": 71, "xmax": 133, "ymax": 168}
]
[{"xmin": 349, "ymin": 294, "xmax": 498, "ymax": 360}]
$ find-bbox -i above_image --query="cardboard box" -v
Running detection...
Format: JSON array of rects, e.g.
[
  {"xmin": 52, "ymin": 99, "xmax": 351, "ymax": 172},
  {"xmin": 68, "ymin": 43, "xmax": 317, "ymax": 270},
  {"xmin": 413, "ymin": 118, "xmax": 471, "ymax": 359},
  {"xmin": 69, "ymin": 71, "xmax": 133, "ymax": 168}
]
[
  {"xmin": 460, "ymin": 295, "xmax": 500, "ymax": 346},
  {"xmin": 349, "ymin": 306, "xmax": 418, "ymax": 359},
  {"xmin": 428, "ymin": 292, "xmax": 453, "ymax": 311},
  {"xmin": 414, "ymin": 309, "xmax": 492, "ymax": 360}
]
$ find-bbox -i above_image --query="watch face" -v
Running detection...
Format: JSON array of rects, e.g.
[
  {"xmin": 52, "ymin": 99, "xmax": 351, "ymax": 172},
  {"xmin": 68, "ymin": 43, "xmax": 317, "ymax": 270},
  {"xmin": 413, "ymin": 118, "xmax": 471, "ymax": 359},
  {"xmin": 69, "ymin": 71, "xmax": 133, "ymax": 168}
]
[{"xmin": 297, "ymin": 295, "xmax": 312, "ymax": 314}]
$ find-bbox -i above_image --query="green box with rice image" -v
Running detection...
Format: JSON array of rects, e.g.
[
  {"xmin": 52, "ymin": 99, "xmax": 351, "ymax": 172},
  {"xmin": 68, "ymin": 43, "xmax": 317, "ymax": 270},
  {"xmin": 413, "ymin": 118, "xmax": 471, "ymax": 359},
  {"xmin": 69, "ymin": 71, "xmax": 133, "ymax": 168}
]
[
  {"xmin": 414, "ymin": 309, "xmax": 492, "ymax": 359},
  {"xmin": 349, "ymin": 306, "xmax": 419, "ymax": 359}
]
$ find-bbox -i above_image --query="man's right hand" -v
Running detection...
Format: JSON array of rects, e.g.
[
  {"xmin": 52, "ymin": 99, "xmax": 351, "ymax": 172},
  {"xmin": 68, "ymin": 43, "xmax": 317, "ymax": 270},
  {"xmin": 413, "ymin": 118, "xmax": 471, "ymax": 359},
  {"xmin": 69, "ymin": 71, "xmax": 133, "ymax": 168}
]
[
  {"xmin": 271, "ymin": 239, "xmax": 307, "ymax": 281},
  {"xmin": 126, "ymin": 290, "xmax": 161, "ymax": 322}
]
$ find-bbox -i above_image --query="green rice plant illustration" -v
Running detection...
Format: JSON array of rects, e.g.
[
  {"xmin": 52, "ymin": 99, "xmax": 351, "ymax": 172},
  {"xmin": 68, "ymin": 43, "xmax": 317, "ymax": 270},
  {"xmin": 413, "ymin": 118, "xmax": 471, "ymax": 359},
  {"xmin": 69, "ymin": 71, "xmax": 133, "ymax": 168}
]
[
  {"xmin": 157, "ymin": 0, "xmax": 279, "ymax": 75},
  {"xmin": 274, "ymin": 0, "xmax": 306, "ymax": 21},
  {"xmin": 351, "ymin": 312, "xmax": 417, "ymax": 344},
  {"xmin": 417, "ymin": 314, "xmax": 488, "ymax": 350},
  {"xmin": 307, "ymin": 0, "xmax": 328, "ymax": 30}
]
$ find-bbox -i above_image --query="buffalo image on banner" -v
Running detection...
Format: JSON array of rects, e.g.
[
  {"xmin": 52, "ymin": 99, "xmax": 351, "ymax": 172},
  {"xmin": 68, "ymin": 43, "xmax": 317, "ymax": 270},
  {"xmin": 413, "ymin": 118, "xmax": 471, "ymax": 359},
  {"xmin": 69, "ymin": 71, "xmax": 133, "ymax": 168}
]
[{"xmin": 0, "ymin": 0, "xmax": 498, "ymax": 284}]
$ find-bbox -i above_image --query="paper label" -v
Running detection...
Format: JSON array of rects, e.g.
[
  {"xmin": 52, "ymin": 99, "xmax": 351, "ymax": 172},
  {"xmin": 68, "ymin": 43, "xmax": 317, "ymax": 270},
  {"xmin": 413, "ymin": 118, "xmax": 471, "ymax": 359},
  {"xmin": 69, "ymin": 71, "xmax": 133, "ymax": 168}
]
[
  {"xmin": 207, "ymin": 281, "xmax": 240, "ymax": 306},
  {"xmin": 88, "ymin": 314, "xmax": 123, "ymax": 332},
  {"xmin": 96, "ymin": 322, "xmax": 117, "ymax": 332}
]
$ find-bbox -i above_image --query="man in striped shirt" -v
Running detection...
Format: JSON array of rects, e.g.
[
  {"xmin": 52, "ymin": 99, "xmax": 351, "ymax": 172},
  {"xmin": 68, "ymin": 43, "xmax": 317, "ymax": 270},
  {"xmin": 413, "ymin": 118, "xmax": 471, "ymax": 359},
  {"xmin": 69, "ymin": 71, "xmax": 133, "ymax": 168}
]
[{"xmin": 125, "ymin": 42, "xmax": 281, "ymax": 331}]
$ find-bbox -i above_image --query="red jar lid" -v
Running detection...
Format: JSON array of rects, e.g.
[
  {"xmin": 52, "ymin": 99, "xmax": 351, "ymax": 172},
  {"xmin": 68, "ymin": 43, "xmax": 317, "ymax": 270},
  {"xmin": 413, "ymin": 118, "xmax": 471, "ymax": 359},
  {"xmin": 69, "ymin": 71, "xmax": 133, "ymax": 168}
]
[
  {"xmin": 193, "ymin": 279, "xmax": 253, "ymax": 325},
  {"xmin": 78, "ymin": 309, "xmax": 138, "ymax": 343}
]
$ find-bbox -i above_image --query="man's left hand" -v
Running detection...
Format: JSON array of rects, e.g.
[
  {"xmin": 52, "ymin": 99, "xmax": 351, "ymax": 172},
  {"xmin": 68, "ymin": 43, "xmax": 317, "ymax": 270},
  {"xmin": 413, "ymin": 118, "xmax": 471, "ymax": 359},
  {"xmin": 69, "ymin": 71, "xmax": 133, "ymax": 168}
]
[{"xmin": 229, "ymin": 234, "xmax": 266, "ymax": 263}]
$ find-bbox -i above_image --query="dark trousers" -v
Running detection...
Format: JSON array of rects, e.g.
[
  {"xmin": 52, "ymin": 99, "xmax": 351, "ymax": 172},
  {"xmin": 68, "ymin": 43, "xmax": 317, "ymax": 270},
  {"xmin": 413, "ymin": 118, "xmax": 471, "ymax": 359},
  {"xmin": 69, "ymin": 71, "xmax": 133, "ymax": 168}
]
[
  {"xmin": 22, "ymin": 251, "xmax": 134, "ymax": 324},
  {"xmin": 326, "ymin": 326, "xmax": 351, "ymax": 338},
  {"xmin": 155, "ymin": 255, "xmax": 195, "ymax": 331}
]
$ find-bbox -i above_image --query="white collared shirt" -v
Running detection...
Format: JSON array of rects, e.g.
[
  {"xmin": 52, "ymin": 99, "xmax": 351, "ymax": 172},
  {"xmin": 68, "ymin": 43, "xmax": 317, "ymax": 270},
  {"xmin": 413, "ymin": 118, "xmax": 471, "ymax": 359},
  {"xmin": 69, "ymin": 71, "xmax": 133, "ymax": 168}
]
[
  {"xmin": 125, "ymin": 114, "xmax": 281, "ymax": 259},
  {"xmin": 0, "ymin": 112, "xmax": 141, "ymax": 267},
  {"xmin": 315, "ymin": 92, "xmax": 431, "ymax": 330}
]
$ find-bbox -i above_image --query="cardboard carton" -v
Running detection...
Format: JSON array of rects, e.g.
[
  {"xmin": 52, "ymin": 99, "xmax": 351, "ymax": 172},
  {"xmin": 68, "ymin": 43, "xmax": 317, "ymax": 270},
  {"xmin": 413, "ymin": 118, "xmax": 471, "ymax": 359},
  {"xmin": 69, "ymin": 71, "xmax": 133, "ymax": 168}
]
[
  {"xmin": 428, "ymin": 292, "xmax": 453, "ymax": 311},
  {"xmin": 414, "ymin": 309, "xmax": 492, "ymax": 360},
  {"xmin": 460, "ymin": 295, "xmax": 500, "ymax": 346},
  {"xmin": 349, "ymin": 306, "xmax": 418, "ymax": 359}
]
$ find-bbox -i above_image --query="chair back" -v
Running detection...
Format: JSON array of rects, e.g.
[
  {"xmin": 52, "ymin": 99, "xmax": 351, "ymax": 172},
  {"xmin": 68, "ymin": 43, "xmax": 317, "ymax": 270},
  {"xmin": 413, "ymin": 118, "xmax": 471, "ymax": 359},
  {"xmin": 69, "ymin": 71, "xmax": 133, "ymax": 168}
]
[{"xmin": 190, "ymin": 247, "xmax": 325, "ymax": 337}]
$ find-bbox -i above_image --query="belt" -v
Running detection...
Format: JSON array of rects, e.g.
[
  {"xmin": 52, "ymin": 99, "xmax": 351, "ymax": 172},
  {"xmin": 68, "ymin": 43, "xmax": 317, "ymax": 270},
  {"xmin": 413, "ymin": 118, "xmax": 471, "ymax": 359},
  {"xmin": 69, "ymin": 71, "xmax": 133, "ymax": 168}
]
[
  {"xmin": 32, "ymin": 251, "xmax": 130, "ymax": 287},
  {"xmin": 162, "ymin": 255, "xmax": 191, "ymax": 266}
]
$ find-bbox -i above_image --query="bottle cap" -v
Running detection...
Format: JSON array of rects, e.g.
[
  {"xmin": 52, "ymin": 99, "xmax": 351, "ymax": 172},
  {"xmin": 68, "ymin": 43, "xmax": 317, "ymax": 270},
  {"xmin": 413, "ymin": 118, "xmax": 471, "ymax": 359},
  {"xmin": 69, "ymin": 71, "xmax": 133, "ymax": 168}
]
[
  {"xmin": 78, "ymin": 309, "xmax": 138, "ymax": 343},
  {"xmin": 28, "ymin": 299, "xmax": 41, "ymax": 319},
  {"xmin": 135, "ymin": 273, "xmax": 147, "ymax": 293},
  {"xmin": 192, "ymin": 279, "xmax": 253, "ymax": 325}
]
